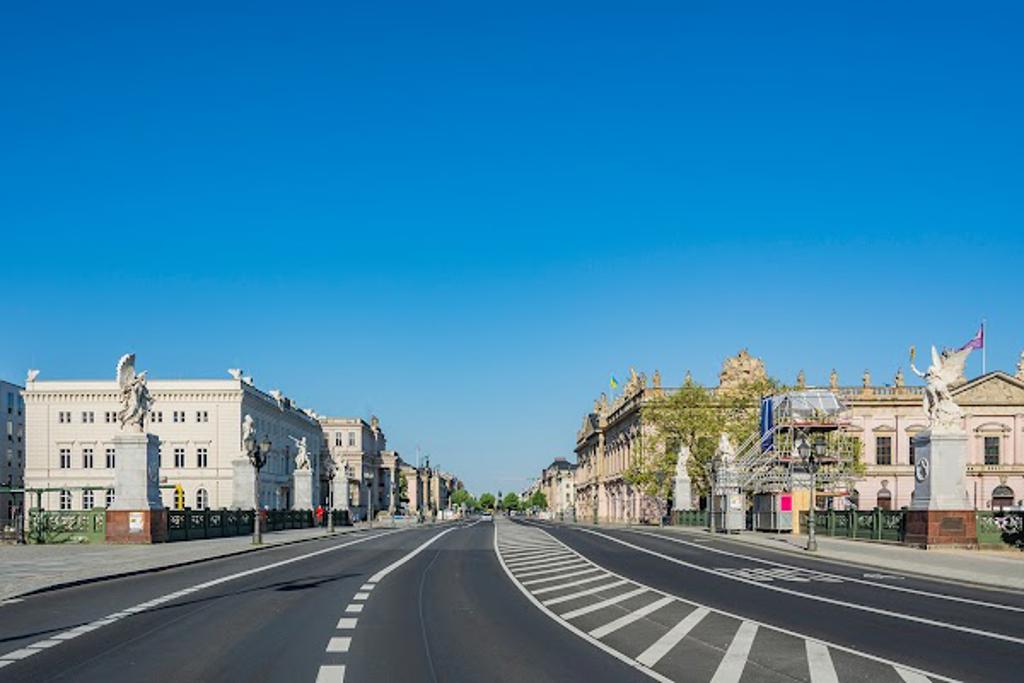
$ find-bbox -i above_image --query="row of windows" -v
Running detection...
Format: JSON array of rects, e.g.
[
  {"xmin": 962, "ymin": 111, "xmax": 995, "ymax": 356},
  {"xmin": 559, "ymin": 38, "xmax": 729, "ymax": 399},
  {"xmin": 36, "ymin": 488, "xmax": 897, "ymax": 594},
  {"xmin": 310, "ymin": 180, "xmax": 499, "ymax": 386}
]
[
  {"xmin": 57, "ymin": 446, "xmax": 210, "ymax": 469},
  {"xmin": 6, "ymin": 391, "xmax": 24, "ymax": 416},
  {"xmin": 333, "ymin": 432, "xmax": 357, "ymax": 447},
  {"xmin": 55, "ymin": 488, "xmax": 211, "ymax": 510},
  {"xmin": 57, "ymin": 410, "xmax": 211, "ymax": 424},
  {"xmin": 874, "ymin": 436, "xmax": 1002, "ymax": 465}
]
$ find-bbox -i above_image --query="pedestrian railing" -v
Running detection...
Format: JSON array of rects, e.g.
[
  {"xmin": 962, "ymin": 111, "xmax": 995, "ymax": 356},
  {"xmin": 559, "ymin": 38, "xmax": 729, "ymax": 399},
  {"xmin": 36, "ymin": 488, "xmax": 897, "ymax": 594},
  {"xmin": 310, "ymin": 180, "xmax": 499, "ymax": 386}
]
[
  {"xmin": 167, "ymin": 508, "xmax": 257, "ymax": 542},
  {"xmin": 976, "ymin": 511, "xmax": 1024, "ymax": 550},
  {"xmin": 673, "ymin": 510, "xmax": 709, "ymax": 526},
  {"xmin": 798, "ymin": 508, "xmax": 906, "ymax": 542},
  {"xmin": 28, "ymin": 509, "xmax": 107, "ymax": 544}
]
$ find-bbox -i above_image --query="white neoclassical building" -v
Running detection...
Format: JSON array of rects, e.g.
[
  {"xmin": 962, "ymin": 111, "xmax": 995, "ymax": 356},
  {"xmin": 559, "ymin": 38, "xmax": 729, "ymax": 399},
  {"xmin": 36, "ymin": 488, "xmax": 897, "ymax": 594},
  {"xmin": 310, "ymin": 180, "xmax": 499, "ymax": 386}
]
[
  {"xmin": 22, "ymin": 364, "xmax": 324, "ymax": 513},
  {"xmin": 2, "ymin": 379, "xmax": 26, "ymax": 527}
]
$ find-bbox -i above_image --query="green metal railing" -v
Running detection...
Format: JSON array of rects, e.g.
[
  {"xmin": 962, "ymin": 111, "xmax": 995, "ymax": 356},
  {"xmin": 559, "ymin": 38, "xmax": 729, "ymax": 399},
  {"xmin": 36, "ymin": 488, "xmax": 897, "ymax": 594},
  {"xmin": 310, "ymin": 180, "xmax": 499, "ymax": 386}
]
[
  {"xmin": 28, "ymin": 509, "xmax": 107, "ymax": 544},
  {"xmin": 673, "ymin": 510, "xmax": 709, "ymax": 526},
  {"xmin": 798, "ymin": 508, "xmax": 905, "ymax": 542}
]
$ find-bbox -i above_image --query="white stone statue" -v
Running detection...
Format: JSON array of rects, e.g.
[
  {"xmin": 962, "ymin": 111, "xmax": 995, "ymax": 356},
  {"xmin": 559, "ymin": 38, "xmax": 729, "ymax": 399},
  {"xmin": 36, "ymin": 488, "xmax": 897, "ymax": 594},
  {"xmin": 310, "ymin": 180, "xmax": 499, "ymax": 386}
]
[
  {"xmin": 289, "ymin": 435, "xmax": 311, "ymax": 470},
  {"xmin": 1016, "ymin": 350, "xmax": 1024, "ymax": 381},
  {"xmin": 910, "ymin": 345, "xmax": 971, "ymax": 433},
  {"xmin": 116, "ymin": 353, "xmax": 152, "ymax": 433},
  {"xmin": 242, "ymin": 414, "xmax": 255, "ymax": 446},
  {"xmin": 716, "ymin": 433, "xmax": 735, "ymax": 465}
]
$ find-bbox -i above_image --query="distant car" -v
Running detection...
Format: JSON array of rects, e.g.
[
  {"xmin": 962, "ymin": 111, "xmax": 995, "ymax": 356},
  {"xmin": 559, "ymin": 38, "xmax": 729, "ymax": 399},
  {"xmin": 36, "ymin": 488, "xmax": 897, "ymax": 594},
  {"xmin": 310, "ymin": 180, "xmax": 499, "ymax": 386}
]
[{"xmin": 481, "ymin": 513, "xmax": 493, "ymax": 521}]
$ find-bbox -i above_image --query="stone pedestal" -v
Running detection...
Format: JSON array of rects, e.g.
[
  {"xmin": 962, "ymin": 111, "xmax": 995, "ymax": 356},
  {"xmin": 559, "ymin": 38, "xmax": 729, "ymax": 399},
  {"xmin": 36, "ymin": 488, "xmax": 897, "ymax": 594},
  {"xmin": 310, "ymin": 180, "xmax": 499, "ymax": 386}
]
[
  {"xmin": 294, "ymin": 469, "xmax": 313, "ymax": 510},
  {"xmin": 906, "ymin": 429, "xmax": 977, "ymax": 547},
  {"xmin": 232, "ymin": 459, "xmax": 256, "ymax": 509},
  {"xmin": 333, "ymin": 476, "xmax": 350, "ymax": 511},
  {"xmin": 106, "ymin": 433, "xmax": 165, "ymax": 543},
  {"xmin": 673, "ymin": 475, "xmax": 693, "ymax": 512}
]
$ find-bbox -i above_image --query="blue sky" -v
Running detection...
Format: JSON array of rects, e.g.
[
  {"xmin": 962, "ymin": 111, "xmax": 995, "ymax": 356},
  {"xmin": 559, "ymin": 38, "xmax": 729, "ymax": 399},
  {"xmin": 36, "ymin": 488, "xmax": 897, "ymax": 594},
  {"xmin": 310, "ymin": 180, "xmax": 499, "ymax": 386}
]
[{"xmin": 3, "ymin": 2, "xmax": 1022, "ymax": 495}]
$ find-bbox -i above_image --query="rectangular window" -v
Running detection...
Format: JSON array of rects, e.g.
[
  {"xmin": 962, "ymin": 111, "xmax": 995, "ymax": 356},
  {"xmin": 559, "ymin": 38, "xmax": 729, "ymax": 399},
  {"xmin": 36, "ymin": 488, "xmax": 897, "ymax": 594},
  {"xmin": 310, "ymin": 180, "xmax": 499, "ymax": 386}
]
[
  {"xmin": 58, "ymin": 411, "xmax": 71, "ymax": 424},
  {"xmin": 82, "ymin": 448, "xmax": 94, "ymax": 468},
  {"xmin": 106, "ymin": 447, "xmax": 116, "ymax": 468},
  {"xmin": 82, "ymin": 411, "xmax": 94, "ymax": 423},
  {"xmin": 173, "ymin": 411, "xmax": 184, "ymax": 423},
  {"xmin": 197, "ymin": 447, "xmax": 208, "ymax": 468},
  {"xmin": 908, "ymin": 437, "xmax": 916, "ymax": 465},
  {"xmin": 59, "ymin": 448, "xmax": 71, "ymax": 468},
  {"xmin": 82, "ymin": 490, "xmax": 94, "ymax": 510},
  {"xmin": 984, "ymin": 436, "xmax": 1000, "ymax": 465},
  {"xmin": 174, "ymin": 447, "xmax": 186, "ymax": 468},
  {"xmin": 5, "ymin": 392, "xmax": 12, "ymax": 414},
  {"xmin": 875, "ymin": 436, "xmax": 892, "ymax": 465},
  {"xmin": 106, "ymin": 489, "xmax": 116, "ymax": 508},
  {"xmin": 59, "ymin": 490, "xmax": 72, "ymax": 510},
  {"xmin": 196, "ymin": 410, "xmax": 208, "ymax": 423},
  {"xmin": 105, "ymin": 411, "xmax": 117, "ymax": 423},
  {"xmin": 151, "ymin": 411, "xmax": 163, "ymax": 423},
  {"xmin": 348, "ymin": 432, "xmax": 355, "ymax": 447},
  {"xmin": 335, "ymin": 433, "xmax": 343, "ymax": 447}
]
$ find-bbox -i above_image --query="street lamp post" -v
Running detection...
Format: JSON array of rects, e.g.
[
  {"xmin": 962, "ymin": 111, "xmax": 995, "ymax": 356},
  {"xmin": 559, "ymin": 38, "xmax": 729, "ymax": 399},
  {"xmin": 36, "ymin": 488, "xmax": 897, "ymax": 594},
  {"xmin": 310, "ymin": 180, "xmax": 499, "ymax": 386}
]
[
  {"xmin": 325, "ymin": 457, "xmax": 336, "ymax": 534},
  {"xmin": 709, "ymin": 459, "xmax": 717, "ymax": 535},
  {"xmin": 365, "ymin": 469, "xmax": 374, "ymax": 528},
  {"xmin": 245, "ymin": 434, "xmax": 272, "ymax": 545},
  {"xmin": 798, "ymin": 436, "xmax": 824, "ymax": 552}
]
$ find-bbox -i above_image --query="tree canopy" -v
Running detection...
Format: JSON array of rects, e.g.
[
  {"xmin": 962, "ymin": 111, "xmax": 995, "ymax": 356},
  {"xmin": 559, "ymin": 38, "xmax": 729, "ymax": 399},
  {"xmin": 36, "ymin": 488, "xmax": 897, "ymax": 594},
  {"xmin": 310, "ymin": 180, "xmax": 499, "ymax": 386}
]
[
  {"xmin": 478, "ymin": 492, "xmax": 496, "ymax": 510},
  {"xmin": 528, "ymin": 490, "xmax": 548, "ymax": 510},
  {"xmin": 502, "ymin": 492, "xmax": 520, "ymax": 511}
]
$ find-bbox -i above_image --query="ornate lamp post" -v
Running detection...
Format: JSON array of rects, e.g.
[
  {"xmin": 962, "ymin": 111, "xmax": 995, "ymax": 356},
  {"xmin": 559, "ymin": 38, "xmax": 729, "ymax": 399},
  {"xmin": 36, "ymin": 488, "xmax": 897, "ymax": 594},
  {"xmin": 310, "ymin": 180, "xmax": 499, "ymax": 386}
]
[
  {"xmin": 365, "ymin": 469, "xmax": 374, "ymax": 528},
  {"xmin": 323, "ymin": 455, "xmax": 337, "ymax": 534},
  {"xmin": 799, "ymin": 436, "xmax": 824, "ymax": 552},
  {"xmin": 245, "ymin": 432, "xmax": 272, "ymax": 545}
]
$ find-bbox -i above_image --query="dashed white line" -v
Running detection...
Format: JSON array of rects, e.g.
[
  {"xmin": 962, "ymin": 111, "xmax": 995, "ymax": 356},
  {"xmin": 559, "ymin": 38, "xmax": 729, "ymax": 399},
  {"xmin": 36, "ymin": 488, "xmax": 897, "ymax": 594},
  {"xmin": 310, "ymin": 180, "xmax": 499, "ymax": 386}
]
[
  {"xmin": 315, "ymin": 664, "xmax": 345, "ymax": 682},
  {"xmin": 353, "ymin": 592, "xmax": 370, "ymax": 600},
  {"xmin": 336, "ymin": 618, "xmax": 358, "ymax": 629},
  {"xmin": 345, "ymin": 604, "xmax": 363, "ymax": 614},
  {"xmin": 326, "ymin": 637, "xmax": 352, "ymax": 653}
]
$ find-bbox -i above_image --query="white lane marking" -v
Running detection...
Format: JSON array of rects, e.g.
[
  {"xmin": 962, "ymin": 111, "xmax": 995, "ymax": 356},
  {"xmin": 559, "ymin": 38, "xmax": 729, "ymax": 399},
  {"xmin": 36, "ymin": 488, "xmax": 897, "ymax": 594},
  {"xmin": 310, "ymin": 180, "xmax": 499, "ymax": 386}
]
[
  {"xmin": 345, "ymin": 604, "xmax": 364, "ymax": 614},
  {"xmin": 353, "ymin": 592, "xmax": 370, "ymax": 600},
  {"xmin": 626, "ymin": 527, "xmax": 1024, "ymax": 614},
  {"xmin": 0, "ymin": 529, "xmax": 408, "ymax": 663},
  {"xmin": 326, "ymin": 636, "xmax": 351, "ymax": 653},
  {"xmin": 806, "ymin": 640, "xmax": 839, "ymax": 683},
  {"xmin": 510, "ymin": 556, "xmax": 585, "ymax": 572},
  {"xmin": 337, "ymin": 617, "xmax": 358, "ymax": 629},
  {"xmin": 574, "ymin": 525, "xmax": 1024, "ymax": 646},
  {"xmin": 0, "ymin": 648, "xmax": 37, "ymax": 660},
  {"xmin": 864, "ymin": 573, "xmax": 906, "ymax": 580},
  {"xmin": 717, "ymin": 567, "xmax": 843, "ymax": 584},
  {"xmin": 522, "ymin": 520, "xmax": 956, "ymax": 683},
  {"xmin": 368, "ymin": 527, "xmax": 456, "ymax": 583},
  {"xmin": 636, "ymin": 607, "xmax": 710, "ymax": 667},
  {"xmin": 493, "ymin": 524, "xmax": 672, "ymax": 683},
  {"xmin": 360, "ymin": 584, "xmax": 375, "ymax": 591},
  {"xmin": 505, "ymin": 553, "xmax": 577, "ymax": 569},
  {"xmin": 533, "ymin": 573, "xmax": 613, "ymax": 595},
  {"xmin": 542, "ymin": 580, "xmax": 630, "ymax": 606},
  {"xmin": 560, "ymin": 587, "xmax": 649, "ymax": 620},
  {"xmin": 315, "ymin": 664, "xmax": 345, "ymax": 682},
  {"xmin": 514, "ymin": 561, "xmax": 590, "ymax": 579},
  {"xmin": 896, "ymin": 667, "xmax": 933, "ymax": 683},
  {"xmin": 522, "ymin": 568, "xmax": 603, "ymax": 586},
  {"xmin": 590, "ymin": 596, "xmax": 675, "ymax": 639},
  {"xmin": 710, "ymin": 621, "xmax": 758, "ymax": 683},
  {"xmin": 0, "ymin": 661, "xmax": 11, "ymax": 669},
  {"xmin": 28, "ymin": 640, "xmax": 62, "ymax": 650}
]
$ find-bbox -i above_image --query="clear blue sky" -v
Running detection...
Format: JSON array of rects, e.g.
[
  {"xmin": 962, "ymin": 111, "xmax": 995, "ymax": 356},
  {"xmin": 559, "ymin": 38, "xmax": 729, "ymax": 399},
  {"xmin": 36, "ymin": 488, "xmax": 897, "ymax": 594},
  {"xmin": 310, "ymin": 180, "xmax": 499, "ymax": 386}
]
[{"xmin": 3, "ymin": 2, "xmax": 1022, "ymax": 496}]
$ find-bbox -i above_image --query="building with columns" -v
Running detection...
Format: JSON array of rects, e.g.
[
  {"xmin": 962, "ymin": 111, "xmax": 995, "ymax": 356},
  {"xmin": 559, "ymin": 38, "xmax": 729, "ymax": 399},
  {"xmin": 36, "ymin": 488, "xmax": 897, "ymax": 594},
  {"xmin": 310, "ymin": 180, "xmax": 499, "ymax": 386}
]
[
  {"xmin": 2, "ymin": 379, "xmax": 26, "ymax": 528},
  {"xmin": 22, "ymin": 365, "xmax": 324, "ymax": 513},
  {"xmin": 319, "ymin": 415, "xmax": 407, "ymax": 521}
]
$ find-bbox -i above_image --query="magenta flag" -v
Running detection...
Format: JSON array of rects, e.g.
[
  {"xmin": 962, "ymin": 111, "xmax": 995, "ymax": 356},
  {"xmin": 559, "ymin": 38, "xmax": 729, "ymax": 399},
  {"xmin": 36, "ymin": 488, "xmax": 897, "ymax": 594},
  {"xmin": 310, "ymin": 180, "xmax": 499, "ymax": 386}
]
[{"xmin": 960, "ymin": 324, "xmax": 984, "ymax": 351}]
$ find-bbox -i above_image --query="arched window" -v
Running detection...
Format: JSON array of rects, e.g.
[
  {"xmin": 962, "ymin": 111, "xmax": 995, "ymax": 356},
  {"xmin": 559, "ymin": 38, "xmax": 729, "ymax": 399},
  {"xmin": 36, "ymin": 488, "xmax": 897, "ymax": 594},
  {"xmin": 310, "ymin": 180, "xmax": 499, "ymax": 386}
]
[
  {"xmin": 991, "ymin": 485, "xmax": 1015, "ymax": 510},
  {"xmin": 105, "ymin": 489, "xmax": 115, "ymax": 508},
  {"xmin": 876, "ymin": 489, "xmax": 892, "ymax": 511},
  {"xmin": 82, "ymin": 490, "xmax": 94, "ymax": 510},
  {"xmin": 196, "ymin": 488, "xmax": 209, "ymax": 510},
  {"xmin": 59, "ymin": 490, "xmax": 72, "ymax": 510}
]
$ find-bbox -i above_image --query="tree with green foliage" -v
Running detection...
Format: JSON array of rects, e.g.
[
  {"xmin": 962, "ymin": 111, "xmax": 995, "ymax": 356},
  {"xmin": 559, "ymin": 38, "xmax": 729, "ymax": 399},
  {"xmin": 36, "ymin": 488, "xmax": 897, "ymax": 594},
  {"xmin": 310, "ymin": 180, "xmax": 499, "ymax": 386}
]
[
  {"xmin": 502, "ymin": 492, "xmax": 520, "ymax": 511},
  {"xmin": 478, "ymin": 492, "xmax": 496, "ymax": 510},
  {"xmin": 450, "ymin": 488, "xmax": 471, "ymax": 509},
  {"xmin": 528, "ymin": 490, "xmax": 548, "ymax": 510}
]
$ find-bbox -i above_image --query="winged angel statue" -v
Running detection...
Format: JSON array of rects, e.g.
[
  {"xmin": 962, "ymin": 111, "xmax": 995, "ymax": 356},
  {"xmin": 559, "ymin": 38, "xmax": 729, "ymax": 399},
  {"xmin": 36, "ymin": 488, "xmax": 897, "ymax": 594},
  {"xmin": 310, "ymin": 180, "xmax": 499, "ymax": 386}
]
[
  {"xmin": 116, "ymin": 353, "xmax": 153, "ymax": 433},
  {"xmin": 910, "ymin": 345, "xmax": 971, "ymax": 432}
]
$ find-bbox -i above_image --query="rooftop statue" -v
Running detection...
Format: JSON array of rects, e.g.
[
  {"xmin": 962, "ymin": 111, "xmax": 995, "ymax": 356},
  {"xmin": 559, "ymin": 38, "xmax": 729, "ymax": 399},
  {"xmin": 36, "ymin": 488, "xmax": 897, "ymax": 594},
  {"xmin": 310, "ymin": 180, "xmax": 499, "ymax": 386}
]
[
  {"xmin": 796, "ymin": 370, "xmax": 806, "ymax": 389},
  {"xmin": 116, "ymin": 353, "xmax": 152, "ymax": 433},
  {"xmin": 910, "ymin": 345, "xmax": 971, "ymax": 433},
  {"xmin": 895, "ymin": 367, "xmax": 905, "ymax": 388},
  {"xmin": 829, "ymin": 368, "xmax": 838, "ymax": 391},
  {"xmin": 1017, "ymin": 351, "xmax": 1024, "ymax": 382},
  {"xmin": 719, "ymin": 349, "xmax": 767, "ymax": 389}
]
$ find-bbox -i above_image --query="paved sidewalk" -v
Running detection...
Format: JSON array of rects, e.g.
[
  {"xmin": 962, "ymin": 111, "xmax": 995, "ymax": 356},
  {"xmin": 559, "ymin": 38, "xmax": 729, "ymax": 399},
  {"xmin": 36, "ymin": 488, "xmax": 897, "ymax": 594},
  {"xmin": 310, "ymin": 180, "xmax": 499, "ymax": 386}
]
[
  {"xmin": 654, "ymin": 524, "xmax": 1024, "ymax": 590},
  {"xmin": 0, "ymin": 524, "xmax": 377, "ymax": 602}
]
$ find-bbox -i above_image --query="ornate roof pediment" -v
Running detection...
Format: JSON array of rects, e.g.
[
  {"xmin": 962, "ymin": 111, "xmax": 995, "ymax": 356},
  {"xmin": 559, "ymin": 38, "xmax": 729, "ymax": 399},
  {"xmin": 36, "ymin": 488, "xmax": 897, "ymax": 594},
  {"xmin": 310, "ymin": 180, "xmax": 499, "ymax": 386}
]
[{"xmin": 951, "ymin": 372, "xmax": 1024, "ymax": 407}]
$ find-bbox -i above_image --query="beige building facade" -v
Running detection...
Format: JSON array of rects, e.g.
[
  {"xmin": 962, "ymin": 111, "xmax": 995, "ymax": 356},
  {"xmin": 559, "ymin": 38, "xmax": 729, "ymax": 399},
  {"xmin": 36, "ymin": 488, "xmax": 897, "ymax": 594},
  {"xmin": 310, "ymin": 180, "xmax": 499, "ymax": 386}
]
[
  {"xmin": 22, "ymin": 366, "xmax": 324, "ymax": 513},
  {"xmin": 540, "ymin": 457, "xmax": 576, "ymax": 517}
]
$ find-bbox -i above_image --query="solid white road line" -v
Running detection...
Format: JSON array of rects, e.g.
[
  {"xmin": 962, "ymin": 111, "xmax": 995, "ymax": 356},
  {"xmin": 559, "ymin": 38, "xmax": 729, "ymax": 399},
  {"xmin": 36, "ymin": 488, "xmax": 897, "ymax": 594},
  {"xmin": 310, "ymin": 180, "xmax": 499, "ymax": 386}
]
[
  {"xmin": 542, "ymin": 580, "xmax": 629, "ymax": 606},
  {"xmin": 336, "ymin": 618, "xmax": 358, "ymax": 629},
  {"xmin": 326, "ymin": 637, "xmax": 352, "ymax": 653},
  {"xmin": 636, "ymin": 607, "xmax": 710, "ymax": 667},
  {"xmin": 626, "ymin": 527, "xmax": 1024, "ymax": 614},
  {"xmin": 367, "ymin": 527, "xmax": 456, "ymax": 583},
  {"xmin": 710, "ymin": 621, "xmax": 758, "ymax": 683},
  {"xmin": 315, "ymin": 664, "xmax": 346, "ymax": 682},
  {"xmin": 522, "ymin": 568, "xmax": 603, "ymax": 586},
  {"xmin": 589, "ymin": 596, "xmax": 675, "ymax": 639},
  {"xmin": 806, "ymin": 640, "xmax": 839, "ymax": 683},
  {"xmin": 574, "ymin": 525, "xmax": 1024, "ymax": 646},
  {"xmin": 560, "ymin": 587, "xmax": 649, "ymax": 620},
  {"xmin": 532, "ymin": 573, "xmax": 612, "ymax": 595}
]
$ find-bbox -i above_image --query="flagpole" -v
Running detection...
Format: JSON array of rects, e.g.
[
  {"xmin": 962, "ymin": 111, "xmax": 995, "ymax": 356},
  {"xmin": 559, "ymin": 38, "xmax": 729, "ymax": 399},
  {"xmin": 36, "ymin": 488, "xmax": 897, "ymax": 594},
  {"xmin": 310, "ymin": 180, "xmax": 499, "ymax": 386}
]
[{"xmin": 982, "ymin": 318, "xmax": 987, "ymax": 375}]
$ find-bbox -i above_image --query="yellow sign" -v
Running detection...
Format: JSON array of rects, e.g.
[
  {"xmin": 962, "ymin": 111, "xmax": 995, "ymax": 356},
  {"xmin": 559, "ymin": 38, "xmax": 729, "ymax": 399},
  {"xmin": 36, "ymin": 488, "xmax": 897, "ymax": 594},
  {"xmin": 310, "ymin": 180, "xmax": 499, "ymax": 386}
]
[{"xmin": 174, "ymin": 484, "xmax": 185, "ymax": 510}]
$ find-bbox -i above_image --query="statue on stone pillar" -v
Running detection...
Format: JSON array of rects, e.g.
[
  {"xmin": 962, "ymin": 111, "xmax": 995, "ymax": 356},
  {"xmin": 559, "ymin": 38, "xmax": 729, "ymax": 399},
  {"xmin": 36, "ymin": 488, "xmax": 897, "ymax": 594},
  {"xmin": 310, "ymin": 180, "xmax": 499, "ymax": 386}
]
[
  {"xmin": 894, "ymin": 367, "xmax": 905, "ymax": 389},
  {"xmin": 289, "ymin": 436, "xmax": 311, "ymax": 470},
  {"xmin": 116, "ymin": 353, "xmax": 152, "ymax": 433},
  {"xmin": 910, "ymin": 345, "xmax": 971, "ymax": 433}
]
